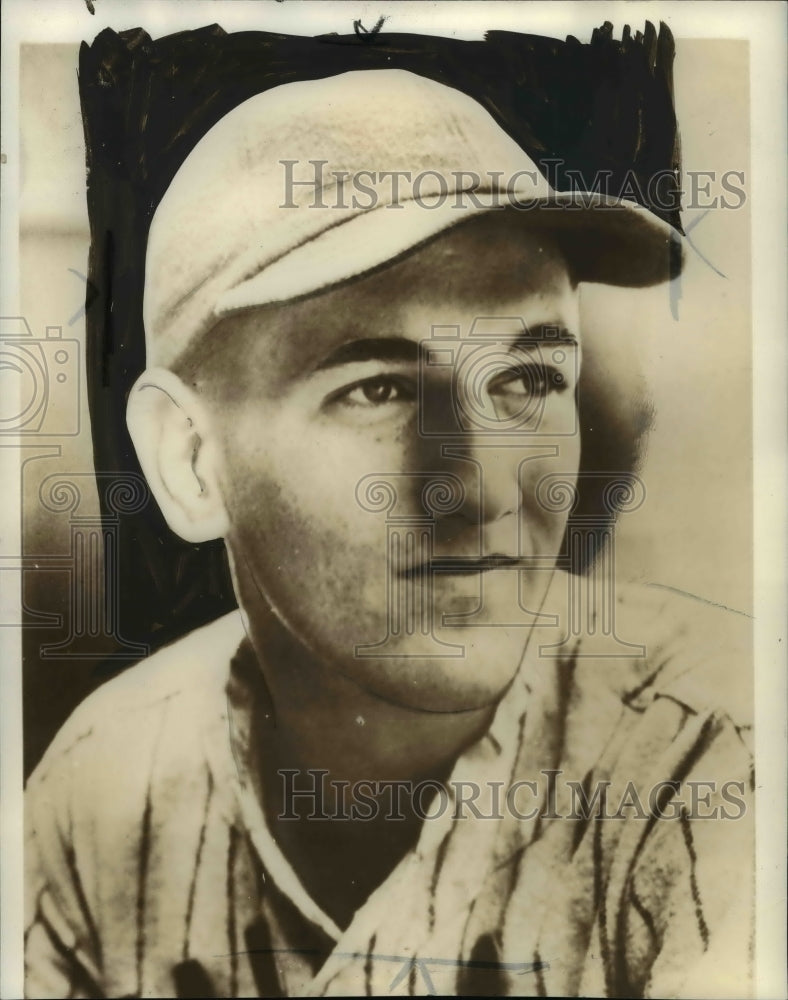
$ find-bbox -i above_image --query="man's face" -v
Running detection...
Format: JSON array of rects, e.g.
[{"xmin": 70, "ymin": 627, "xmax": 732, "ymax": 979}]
[{"xmin": 197, "ymin": 217, "xmax": 581, "ymax": 712}]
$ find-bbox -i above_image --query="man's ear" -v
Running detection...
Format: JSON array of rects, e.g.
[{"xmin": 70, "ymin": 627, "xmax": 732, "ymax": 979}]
[{"xmin": 126, "ymin": 367, "xmax": 230, "ymax": 543}]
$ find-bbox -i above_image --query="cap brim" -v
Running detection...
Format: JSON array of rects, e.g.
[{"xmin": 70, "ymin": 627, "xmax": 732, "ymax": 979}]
[{"xmin": 214, "ymin": 189, "xmax": 684, "ymax": 318}]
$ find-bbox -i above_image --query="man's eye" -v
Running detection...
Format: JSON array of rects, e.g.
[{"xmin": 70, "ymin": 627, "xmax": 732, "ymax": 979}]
[
  {"xmin": 334, "ymin": 375, "xmax": 415, "ymax": 408},
  {"xmin": 487, "ymin": 364, "xmax": 565, "ymax": 398}
]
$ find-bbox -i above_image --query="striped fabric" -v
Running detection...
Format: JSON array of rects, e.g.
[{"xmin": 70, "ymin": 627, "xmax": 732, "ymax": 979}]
[{"xmin": 25, "ymin": 573, "xmax": 754, "ymax": 997}]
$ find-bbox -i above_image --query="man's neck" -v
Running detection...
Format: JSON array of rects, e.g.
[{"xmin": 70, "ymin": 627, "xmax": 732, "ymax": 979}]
[
  {"xmin": 228, "ymin": 606, "xmax": 500, "ymax": 929},
  {"xmin": 240, "ymin": 602, "xmax": 498, "ymax": 788}
]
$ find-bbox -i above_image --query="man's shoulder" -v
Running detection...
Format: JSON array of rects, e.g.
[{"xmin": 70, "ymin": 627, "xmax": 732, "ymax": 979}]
[
  {"xmin": 30, "ymin": 610, "xmax": 246, "ymax": 786},
  {"xmin": 25, "ymin": 613, "xmax": 248, "ymax": 952},
  {"xmin": 622, "ymin": 582, "xmax": 751, "ymax": 723},
  {"xmin": 567, "ymin": 577, "xmax": 753, "ymax": 735}
]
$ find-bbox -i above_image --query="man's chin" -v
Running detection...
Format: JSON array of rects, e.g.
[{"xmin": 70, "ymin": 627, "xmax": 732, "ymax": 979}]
[{"xmin": 338, "ymin": 631, "xmax": 531, "ymax": 715}]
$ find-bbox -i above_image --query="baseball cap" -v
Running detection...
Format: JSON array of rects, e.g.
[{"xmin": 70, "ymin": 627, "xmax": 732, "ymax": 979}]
[{"xmin": 144, "ymin": 68, "xmax": 684, "ymax": 369}]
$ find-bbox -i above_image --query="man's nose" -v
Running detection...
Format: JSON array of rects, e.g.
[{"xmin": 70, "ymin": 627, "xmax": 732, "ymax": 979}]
[
  {"xmin": 412, "ymin": 427, "xmax": 533, "ymax": 555},
  {"xmin": 418, "ymin": 379, "xmax": 506, "ymax": 517},
  {"xmin": 440, "ymin": 438, "xmax": 519, "ymax": 526}
]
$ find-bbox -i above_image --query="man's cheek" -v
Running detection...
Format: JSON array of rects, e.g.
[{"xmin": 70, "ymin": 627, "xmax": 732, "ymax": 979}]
[
  {"xmin": 520, "ymin": 449, "xmax": 579, "ymax": 529},
  {"xmin": 254, "ymin": 522, "xmax": 390, "ymax": 646},
  {"xmin": 237, "ymin": 479, "xmax": 386, "ymax": 582}
]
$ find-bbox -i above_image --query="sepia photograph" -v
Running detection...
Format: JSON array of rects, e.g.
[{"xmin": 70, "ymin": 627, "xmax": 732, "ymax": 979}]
[{"xmin": 1, "ymin": 2, "xmax": 785, "ymax": 997}]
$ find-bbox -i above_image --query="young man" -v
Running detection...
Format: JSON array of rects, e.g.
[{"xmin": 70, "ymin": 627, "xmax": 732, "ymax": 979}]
[{"xmin": 25, "ymin": 70, "xmax": 752, "ymax": 998}]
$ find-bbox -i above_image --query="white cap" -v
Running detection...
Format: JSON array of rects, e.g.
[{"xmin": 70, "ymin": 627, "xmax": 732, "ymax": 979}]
[{"xmin": 144, "ymin": 68, "xmax": 683, "ymax": 368}]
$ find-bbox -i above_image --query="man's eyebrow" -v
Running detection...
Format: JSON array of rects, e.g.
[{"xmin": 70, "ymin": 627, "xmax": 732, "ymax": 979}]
[
  {"xmin": 315, "ymin": 337, "xmax": 420, "ymax": 370},
  {"xmin": 315, "ymin": 326, "xmax": 577, "ymax": 370},
  {"xmin": 513, "ymin": 324, "xmax": 579, "ymax": 349}
]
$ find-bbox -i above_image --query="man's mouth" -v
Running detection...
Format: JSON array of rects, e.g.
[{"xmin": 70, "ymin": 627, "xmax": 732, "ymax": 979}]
[{"xmin": 399, "ymin": 554, "xmax": 529, "ymax": 578}]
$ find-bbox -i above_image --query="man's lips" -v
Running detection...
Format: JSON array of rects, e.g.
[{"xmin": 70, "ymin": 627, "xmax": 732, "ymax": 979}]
[{"xmin": 399, "ymin": 554, "xmax": 530, "ymax": 578}]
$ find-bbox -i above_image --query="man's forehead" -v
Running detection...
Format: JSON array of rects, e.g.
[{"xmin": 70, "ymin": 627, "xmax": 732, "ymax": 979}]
[{"xmin": 206, "ymin": 224, "xmax": 579, "ymax": 371}]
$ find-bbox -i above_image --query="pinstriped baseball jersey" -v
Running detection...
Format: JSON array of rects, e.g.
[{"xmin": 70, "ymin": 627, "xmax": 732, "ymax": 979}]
[{"xmin": 25, "ymin": 573, "xmax": 753, "ymax": 997}]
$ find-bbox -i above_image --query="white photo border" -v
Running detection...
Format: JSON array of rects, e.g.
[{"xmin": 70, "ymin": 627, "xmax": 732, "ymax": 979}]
[{"xmin": 1, "ymin": 3, "xmax": 785, "ymax": 997}]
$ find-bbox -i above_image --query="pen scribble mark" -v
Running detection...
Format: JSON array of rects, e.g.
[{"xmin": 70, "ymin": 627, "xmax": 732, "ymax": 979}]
[
  {"xmin": 683, "ymin": 209, "xmax": 727, "ymax": 279},
  {"xmin": 644, "ymin": 582, "xmax": 752, "ymax": 618},
  {"xmin": 353, "ymin": 16, "xmax": 387, "ymax": 42},
  {"xmin": 215, "ymin": 944, "xmax": 547, "ymax": 996},
  {"xmin": 67, "ymin": 268, "xmax": 99, "ymax": 326}
]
